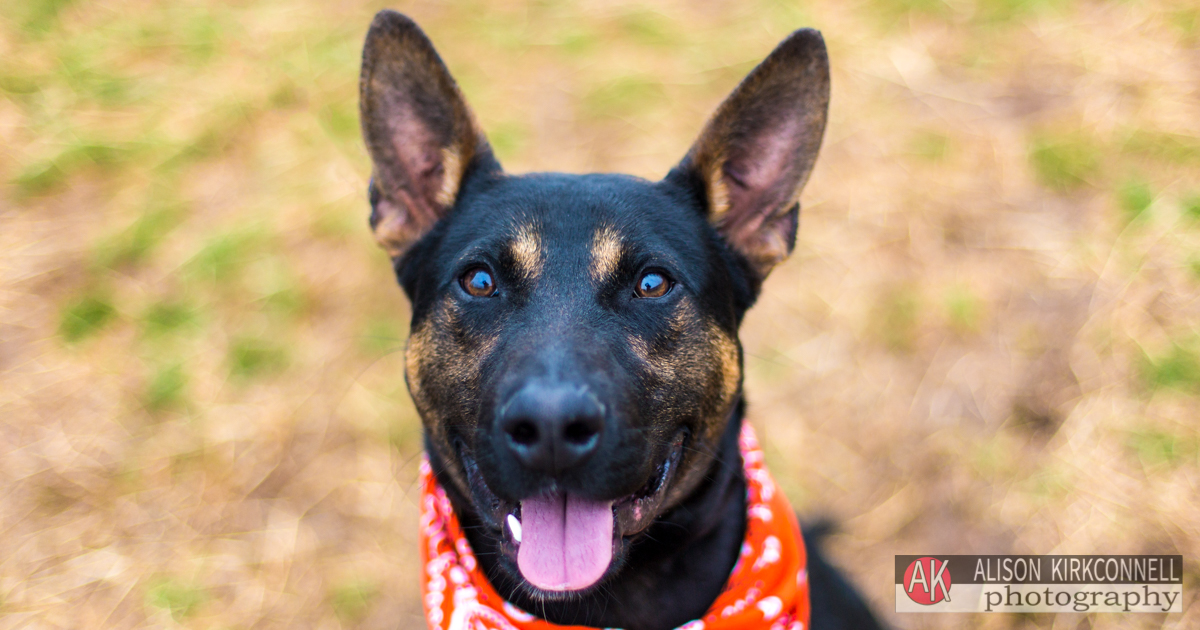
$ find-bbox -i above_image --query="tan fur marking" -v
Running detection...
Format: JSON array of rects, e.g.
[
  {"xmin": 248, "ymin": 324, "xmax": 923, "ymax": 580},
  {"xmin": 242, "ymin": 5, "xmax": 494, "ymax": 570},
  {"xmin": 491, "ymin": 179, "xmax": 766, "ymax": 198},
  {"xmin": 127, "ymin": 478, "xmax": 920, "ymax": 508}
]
[
  {"xmin": 406, "ymin": 296, "xmax": 502, "ymax": 498},
  {"xmin": 627, "ymin": 333, "xmax": 651, "ymax": 364},
  {"xmin": 509, "ymin": 224, "xmax": 542, "ymax": 280},
  {"xmin": 405, "ymin": 321, "xmax": 432, "ymax": 411},
  {"xmin": 706, "ymin": 159, "xmax": 731, "ymax": 219},
  {"xmin": 669, "ymin": 307, "xmax": 692, "ymax": 337},
  {"xmin": 372, "ymin": 196, "xmax": 411, "ymax": 258},
  {"xmin": 710, "ymin": 324, "xmax": 742, "ymax": 403},
  {"xmin": 589, "ymin": 226, "xmax": 623, "ymax": 283},
  {"xmin": 439, "ymin": 297, "xmax": 501, "ymax": 384},
  {"xmin": 435, "ymin": 146, "xmax": 464, "ymax": 208}
]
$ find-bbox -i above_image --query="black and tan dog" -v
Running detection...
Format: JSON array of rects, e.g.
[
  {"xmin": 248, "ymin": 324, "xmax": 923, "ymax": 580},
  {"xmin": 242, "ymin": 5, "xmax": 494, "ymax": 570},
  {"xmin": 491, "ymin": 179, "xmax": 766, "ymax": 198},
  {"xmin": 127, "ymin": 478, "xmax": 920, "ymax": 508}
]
[{"xmin": 359, "ymin": 10, "xmax": 884, "ymax": 630}]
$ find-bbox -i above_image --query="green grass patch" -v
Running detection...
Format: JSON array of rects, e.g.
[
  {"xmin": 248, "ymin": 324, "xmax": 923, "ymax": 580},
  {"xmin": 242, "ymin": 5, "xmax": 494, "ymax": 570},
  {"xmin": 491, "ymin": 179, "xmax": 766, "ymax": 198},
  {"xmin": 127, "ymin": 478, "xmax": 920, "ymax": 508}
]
[
  {"xmin": 59, "ymin": 294, "xmax": 117, "ymax": 343},
  {"xmin": 1172, "ymin": 9, "xmax": 1199, "ymax": 41},
  {"xmin": 1142, "ymin": 343, "xmax": 1200, "ymax": 394},
  {"xmin": 1181, "ymin": 194, "xmax": 1200, "ymax": 221},
  {"xmin": 161, "ymin": 101, "xmax": 259, "ymax": 168},
  {"xmin": 1116, "ymin": 178, "xmax": 1153, "ymax": 222},
  {"xmin": 186, "ymin": 228, "xmax": 266, "ymax": 285},
  {"xmin": 759, "ymin": 0, "xmax": 812, "ymax": 30},
  {"xmin": 319, "ymin": 102, "xmax": 359, "ymax": 143},
  {"xmin": 142, "ymin": 300, "xmax": 200, "ymax": 337},
  {"xmin": 873, "ymin": 286, "xmax": 922, "ymax": 352},
  {"xmin": 910, "ymin": 130, "xmax": 950, "ymax": 161},
  {"xmin": 582, "ymin": 75, "xmax": 664, "ymax": 119},
  {"xmin": 555, "ymin": 26, "xmax": 599, "ymax": 56},
  {"xmin": 269, "ymin": 79, "xmax": 306, "ymax": 110},
  {"xmin": 228, "ymin": 336, "xmax": 289, "ymax": 380},
  {"xmin": 245, "ymin": 257, "xmax": 308, "ymax": 319},
  {"xmin": 868, "ymin": 0, "xmax": 952, "ymax": 23},
  {"xmin": 970, "ymin": 434, "xmax": 1012, "ymax": 477},
  {"xmin": 944, "ymin": 285, "xmax": 983, "ymax": 335},
  {"xmin": 176, "ymin": 9, "xmax": 225, "ymax": 65},
  {"xmin": 617, "ymin": 9, "xmax": 680, "ymax": 47},
  {"xmin": 146, "ymin": 578, "xmax": 206, "ymax": 621},
  {"xmin": 262, "ymin": 286, "xmax": 306, "ymax": 318},
  {"xmin": 15, "ymin": 0, "xmax": 76, "ymax": 34},
  {"xmin": 13, "ymin": 161, "xmax": 72, "ymax": 198},
  {"xmin": 56, "ymin": 53, "xmax": 136, "ymax": 107},
  {"xmin": 12, "ymin": 139, "xmax": 139, "ymax": 197},
  {"xmin": 0, "ymin": 69, "xmax": 41, "ymax": 100},
  {"xmin": 1127, "ymin": 428, "xmax": 1197, "ymax": 468},
  {"xmin": 145, "ymin": 363, "xmax": 187, "ymax": 412},
  {"xmin": 1028, "ymin": 131, "xmax": 1101, "ymax": 192},
  {"xmin": 94, "ymin": 203, "xmax": 186, "ymax": 270},
  {"xmin": 308, "ymin": 202, "xmax": 359, "ymax": 240},
  {"xmin": 972, "ymin": 0, "xmax": 1073, "ymax": 25},
  {"xmin": 359, "ymin": 318, "xmax": 406, "ymax": 355},
  {"xmin": 488, "ymin": 121, "xmax": 528, "ymax": 163},
  {"xmin": 329, "ymin": 580, "xmax": 378, "ymax": 623},
  {"xmin": 1119, "ymin": 128, "xmax": 1200, "ymax": 165},
  {"xmin": 1016, "ymin": 467, "xmax": 1073, "ymax": 502},
  {"xmin": 1189, "ymin": 259, "xmax": 1200, "ymax": 281}
]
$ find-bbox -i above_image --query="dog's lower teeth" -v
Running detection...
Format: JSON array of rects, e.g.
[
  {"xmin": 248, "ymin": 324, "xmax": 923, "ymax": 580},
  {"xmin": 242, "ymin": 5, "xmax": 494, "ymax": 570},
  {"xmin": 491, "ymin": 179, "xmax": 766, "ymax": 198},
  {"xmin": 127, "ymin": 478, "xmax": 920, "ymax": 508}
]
[{"xmin": 507, "ymin": 513, "xmax": 522, "ymax": 543}]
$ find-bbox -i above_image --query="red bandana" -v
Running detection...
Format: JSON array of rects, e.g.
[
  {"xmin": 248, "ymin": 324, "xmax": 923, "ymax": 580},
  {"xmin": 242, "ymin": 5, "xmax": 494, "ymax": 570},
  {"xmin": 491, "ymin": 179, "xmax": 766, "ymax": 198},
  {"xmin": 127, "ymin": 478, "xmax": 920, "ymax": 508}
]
[{"xmin": 419, "ymin": 423, "xmax": 810, "ymax": 630}]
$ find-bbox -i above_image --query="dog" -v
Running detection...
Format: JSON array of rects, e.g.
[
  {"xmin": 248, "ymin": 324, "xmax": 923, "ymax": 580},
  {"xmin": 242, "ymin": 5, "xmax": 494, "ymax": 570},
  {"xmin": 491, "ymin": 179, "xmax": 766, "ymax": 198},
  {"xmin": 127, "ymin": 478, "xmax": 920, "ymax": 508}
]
[{"xmin": 358, "ymin": 10, "xmax": 884, "ymax": 630}]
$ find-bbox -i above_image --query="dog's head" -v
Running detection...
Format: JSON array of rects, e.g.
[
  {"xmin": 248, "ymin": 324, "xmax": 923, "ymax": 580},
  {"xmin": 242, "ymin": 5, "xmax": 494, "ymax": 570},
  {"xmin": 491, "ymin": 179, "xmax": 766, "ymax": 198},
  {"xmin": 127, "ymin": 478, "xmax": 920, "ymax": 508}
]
[{"xmin": 359, "ymin": 10, "xmax": 828, "ymax": 596}]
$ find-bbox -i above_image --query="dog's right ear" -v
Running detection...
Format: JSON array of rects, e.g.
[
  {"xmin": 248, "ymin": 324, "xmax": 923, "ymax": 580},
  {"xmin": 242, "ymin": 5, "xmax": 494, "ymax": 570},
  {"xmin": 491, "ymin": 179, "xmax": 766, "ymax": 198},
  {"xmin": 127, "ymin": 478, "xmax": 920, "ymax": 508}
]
[{"xmin": 360, "ymin": 10, "xmax": 498, "ymax": 259}]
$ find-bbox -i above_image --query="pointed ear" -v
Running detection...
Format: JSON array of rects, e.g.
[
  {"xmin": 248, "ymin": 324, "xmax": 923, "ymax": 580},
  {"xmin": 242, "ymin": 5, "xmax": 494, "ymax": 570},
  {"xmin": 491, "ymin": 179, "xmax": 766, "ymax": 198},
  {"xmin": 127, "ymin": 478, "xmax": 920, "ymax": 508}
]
[
  {"xmin": 666, "ymin": 29, "xmax": 830, "ymax": 282},
  {"xmin": 359, "ymin": 10, "xmax": 499, "ymax": 259}
]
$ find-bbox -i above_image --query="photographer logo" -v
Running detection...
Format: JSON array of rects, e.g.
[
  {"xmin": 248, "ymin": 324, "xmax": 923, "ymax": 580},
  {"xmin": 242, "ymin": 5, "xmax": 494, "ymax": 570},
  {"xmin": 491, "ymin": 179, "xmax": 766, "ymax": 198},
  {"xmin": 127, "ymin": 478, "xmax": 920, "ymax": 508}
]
[{"xmin": 903, "ymin": 557, "xmax": 953, "ymax": 605}]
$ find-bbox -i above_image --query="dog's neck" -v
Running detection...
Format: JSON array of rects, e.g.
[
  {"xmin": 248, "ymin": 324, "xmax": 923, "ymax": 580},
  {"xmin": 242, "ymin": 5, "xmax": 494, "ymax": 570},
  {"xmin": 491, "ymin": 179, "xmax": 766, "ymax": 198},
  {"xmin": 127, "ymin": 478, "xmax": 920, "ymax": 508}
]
[{"xmin": 435, "ymin": 405, "xmax": 748, "ymax": 630}]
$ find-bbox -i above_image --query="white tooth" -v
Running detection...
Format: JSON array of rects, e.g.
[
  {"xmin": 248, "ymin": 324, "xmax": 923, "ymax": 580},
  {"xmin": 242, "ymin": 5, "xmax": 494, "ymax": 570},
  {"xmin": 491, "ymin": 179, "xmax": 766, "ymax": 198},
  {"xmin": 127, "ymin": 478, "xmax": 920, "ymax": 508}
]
[{"xmin": 507, "ymin": 513, "xmax": 522, "ymax": 543}]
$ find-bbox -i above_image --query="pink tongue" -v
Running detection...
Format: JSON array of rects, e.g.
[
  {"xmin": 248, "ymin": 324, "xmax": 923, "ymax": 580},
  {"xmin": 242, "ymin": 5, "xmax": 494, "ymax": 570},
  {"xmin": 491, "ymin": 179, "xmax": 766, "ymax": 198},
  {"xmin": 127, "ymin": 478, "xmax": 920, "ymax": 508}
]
[{"xmin": 516, "ymin": 493, "xmax": 614, "ymax": 591}]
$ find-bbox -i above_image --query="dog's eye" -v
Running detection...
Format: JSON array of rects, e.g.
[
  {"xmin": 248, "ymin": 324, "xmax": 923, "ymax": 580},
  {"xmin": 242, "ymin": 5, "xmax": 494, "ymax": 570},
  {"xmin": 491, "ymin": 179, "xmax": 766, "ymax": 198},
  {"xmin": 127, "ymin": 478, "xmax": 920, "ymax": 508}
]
[
  {"xmin": 461, "ymin": 267, "xmax": 497, "ymax": 297},
  {"xmin": 634, "ymin": 271, "xmax": 671, "ymax": 298}
]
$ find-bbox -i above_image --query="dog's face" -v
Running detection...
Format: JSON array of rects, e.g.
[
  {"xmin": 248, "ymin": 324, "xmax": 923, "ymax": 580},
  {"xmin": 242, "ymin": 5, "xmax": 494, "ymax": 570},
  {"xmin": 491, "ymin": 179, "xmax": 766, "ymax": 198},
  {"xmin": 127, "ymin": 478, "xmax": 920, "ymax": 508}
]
[{"xmin": 360, "ymin": 11, "xmax": 828, "ymax": 596}]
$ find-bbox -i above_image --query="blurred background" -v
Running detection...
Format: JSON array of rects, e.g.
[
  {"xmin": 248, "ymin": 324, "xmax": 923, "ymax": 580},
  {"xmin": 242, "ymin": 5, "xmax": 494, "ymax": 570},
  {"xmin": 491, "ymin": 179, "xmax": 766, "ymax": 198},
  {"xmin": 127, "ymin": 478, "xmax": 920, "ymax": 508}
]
[{"xmin": 1, "ymin": 0, "xmax": 1198, "ymax": 628}]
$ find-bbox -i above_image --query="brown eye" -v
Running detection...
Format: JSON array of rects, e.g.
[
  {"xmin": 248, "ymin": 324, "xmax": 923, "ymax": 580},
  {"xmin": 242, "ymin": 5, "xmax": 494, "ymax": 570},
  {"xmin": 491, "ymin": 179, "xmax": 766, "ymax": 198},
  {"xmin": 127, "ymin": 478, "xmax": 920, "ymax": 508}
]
[
  {"xmin": 635, "ymin": 271, "xmax": 671, "ymax": 298},
  {"xmin": 461, "ymin": 267, "xmax": 497, "ymax": 297}
]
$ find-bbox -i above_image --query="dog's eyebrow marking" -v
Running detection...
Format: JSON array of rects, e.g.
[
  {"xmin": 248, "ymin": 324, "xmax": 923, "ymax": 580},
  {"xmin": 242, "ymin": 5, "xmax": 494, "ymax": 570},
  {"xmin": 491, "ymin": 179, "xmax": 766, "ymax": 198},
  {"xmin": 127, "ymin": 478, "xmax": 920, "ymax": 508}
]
[
  {"xmin": 589, "ymin": 225, "xmax": 624, "ymax": 283},
  {"xmin": 508, "ymin": 224, "xmax": 543, "ymax": 281}
]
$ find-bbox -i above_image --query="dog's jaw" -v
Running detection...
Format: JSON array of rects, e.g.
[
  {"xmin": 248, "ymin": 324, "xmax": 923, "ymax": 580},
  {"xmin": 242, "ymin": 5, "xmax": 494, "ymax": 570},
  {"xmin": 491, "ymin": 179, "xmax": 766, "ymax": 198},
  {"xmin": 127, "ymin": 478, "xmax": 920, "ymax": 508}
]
[{"xmin": 454, "ymin": 429, "xmax": 688, "ymax": 597}]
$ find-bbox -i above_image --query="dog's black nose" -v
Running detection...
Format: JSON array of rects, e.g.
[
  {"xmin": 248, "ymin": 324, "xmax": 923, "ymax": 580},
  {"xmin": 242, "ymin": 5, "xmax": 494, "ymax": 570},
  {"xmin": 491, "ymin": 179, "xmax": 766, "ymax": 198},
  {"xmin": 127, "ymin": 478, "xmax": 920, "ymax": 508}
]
[{"xmin": 498, "ymin": 382, "xmax": 605, "ymax": 475}]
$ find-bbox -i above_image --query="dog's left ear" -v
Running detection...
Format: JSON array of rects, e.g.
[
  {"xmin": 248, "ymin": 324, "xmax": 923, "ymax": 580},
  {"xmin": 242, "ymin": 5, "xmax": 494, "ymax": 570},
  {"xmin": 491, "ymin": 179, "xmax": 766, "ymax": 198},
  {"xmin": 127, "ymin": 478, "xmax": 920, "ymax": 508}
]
[
  {"xmin": 360, "ymin": 10, "xmax": 498, "ymax": 259},
  {"xmin": 667, "ymin": 29, "xmax": 830, "ymax": 282}
]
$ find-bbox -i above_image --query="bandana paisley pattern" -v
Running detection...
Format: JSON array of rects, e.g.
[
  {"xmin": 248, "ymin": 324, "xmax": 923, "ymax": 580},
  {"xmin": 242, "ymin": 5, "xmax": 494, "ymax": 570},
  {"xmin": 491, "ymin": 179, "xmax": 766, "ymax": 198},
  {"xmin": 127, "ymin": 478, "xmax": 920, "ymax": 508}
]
[{"xmin": 419, "ymin": 423, "xmax": 810, "ymax": 630}]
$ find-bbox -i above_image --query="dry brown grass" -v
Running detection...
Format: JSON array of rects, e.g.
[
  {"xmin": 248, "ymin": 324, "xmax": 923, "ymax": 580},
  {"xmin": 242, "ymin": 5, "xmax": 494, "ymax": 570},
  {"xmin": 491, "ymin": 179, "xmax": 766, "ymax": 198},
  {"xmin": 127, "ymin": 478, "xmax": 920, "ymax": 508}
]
[{"xmin": 2, "ymin": 0, "xmax": 1198, "ymax": 628}]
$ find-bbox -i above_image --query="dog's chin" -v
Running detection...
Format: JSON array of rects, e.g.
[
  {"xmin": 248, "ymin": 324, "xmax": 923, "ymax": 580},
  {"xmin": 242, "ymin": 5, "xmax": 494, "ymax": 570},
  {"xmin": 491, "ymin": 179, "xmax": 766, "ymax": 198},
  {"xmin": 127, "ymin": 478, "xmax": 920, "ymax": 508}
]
[{"xmin": 459, "ymin": 431, "xmax": 687, "ymax": 599}]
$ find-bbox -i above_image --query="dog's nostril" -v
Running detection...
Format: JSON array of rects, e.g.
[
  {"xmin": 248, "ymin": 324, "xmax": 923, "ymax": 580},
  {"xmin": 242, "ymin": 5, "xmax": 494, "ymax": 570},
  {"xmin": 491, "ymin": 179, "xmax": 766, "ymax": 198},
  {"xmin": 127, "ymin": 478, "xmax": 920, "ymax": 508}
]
[
  {"xmin": 563, "ymin": 419, "xmax": 598, "ymax": 445},
  {"xmin": 507, "ymin": 420, "xmax": 539, "ymax": 446}
]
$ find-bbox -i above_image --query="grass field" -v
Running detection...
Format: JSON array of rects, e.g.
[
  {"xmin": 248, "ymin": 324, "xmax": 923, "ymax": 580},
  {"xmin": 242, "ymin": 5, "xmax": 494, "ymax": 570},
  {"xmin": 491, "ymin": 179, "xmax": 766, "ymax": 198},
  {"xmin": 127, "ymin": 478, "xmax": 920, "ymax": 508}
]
[{"xmin": 2, "ymin": 0, "xmax": 1199, "ymax": 628}]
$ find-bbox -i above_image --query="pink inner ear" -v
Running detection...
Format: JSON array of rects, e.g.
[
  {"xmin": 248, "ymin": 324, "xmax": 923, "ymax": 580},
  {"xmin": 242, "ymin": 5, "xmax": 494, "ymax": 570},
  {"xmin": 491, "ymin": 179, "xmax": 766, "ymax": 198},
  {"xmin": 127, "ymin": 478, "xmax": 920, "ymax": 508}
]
[
  {"xmin": 389, "ymin": 110, "xmax": 446, "ymax": 228},
  {"xmin": 723, "ymin": 116, "xmax": 803, "ymax": 232}
]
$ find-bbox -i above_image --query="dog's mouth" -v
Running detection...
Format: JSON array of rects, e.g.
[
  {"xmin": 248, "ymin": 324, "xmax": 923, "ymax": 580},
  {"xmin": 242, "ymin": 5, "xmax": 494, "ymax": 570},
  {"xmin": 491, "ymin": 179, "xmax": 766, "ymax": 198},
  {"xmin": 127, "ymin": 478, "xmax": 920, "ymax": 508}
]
[{"xmin": 460, "ymin": 429, "xmax": 687, "ymax": 594}]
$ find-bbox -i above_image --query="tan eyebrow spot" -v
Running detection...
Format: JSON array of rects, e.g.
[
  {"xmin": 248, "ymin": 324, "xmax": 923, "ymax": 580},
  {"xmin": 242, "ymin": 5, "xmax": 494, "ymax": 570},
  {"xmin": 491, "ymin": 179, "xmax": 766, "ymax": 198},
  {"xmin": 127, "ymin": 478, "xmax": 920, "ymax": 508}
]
[
  {"xmin": 509, "ymin": 224, "xmax": 542, "ymax": 280},
  {"xmin": 590, "ymin": 225, "xmax": 624, "ymax": 283}
]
